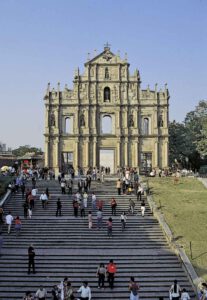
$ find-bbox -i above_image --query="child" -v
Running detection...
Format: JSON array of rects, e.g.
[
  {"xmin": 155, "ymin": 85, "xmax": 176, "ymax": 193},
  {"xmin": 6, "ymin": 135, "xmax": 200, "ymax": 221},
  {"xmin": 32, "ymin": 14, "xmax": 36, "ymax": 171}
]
[
  {"xmin": 181, "ymin": 288, "xmax": 190, "ymax": 300},
  {"xmin": 88, "ymin": 211, "xmax": 92, "ymax": 229}
]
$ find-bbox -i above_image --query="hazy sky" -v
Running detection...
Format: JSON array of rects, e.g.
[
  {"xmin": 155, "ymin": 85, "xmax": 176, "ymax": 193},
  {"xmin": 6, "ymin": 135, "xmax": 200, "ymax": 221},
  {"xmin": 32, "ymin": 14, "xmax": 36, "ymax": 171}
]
[{"xmin": 0, "ymin": 0, "xmax": 207, "ymax": 149}]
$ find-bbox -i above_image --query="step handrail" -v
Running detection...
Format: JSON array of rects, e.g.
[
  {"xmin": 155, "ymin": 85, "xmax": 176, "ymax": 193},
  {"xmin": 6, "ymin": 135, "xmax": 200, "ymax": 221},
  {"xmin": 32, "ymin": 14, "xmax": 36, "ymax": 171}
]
[{"xmin": 0, "ymin": 189, "xmax": 11, "ymax": 207}]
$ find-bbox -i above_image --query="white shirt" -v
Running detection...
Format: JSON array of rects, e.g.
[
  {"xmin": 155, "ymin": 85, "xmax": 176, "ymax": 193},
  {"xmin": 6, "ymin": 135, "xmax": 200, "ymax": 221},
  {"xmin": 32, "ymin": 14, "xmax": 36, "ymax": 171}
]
[
  {"xmin": 35, "ymin": 288, "xmax": 47, "ymax": 298},
  {"xmin": 92, "ymin": 194, "xmax": 96, "ymax": 201},
  {"xmin": 31, "ymin": 189, "xmax": 37, "ymax": 196},
  {"xmin": 40, "ymin": 194, "xmax": 48, "ymax": 201},
  {"xmin": 6, "ymin": 214, "xmax": 14, "ymax": 225},
  {"xmin": 77, "ymin": 286, "xmax": 91, "ymax": 300},
  {"xmin": 181, "ymin": 292, "xmax": 190, "ymax": 300},
  {"xmin": 120, "ymin": 214, "xmax": 127, "ymax": 222}
]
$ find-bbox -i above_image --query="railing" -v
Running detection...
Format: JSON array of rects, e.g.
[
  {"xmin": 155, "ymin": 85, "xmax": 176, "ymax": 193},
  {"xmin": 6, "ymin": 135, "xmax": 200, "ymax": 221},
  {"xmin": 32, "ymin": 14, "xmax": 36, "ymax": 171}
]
[{"xmin": 0, "ymin": 189, "xmax": 11, "ymax": 207}]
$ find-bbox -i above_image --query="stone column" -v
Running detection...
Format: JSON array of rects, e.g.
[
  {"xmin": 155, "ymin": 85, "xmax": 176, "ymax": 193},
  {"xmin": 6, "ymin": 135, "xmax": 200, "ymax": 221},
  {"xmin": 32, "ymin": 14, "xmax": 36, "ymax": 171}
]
[
  {"xmin": 164, "ymin": 140, "xmax": 169, "ymax": 167},
  {"xmin": 154, "ymin": 140, "xmax": 159, "ymax": 167},
  {"xmin": 85, "ymin": 139, "xmax": 89, "ymax": 168},
  {"xmin": 55, "ymin": 138, "xmax": 59, "ymax": 168},
  {"xmin": 75, "ymin": 141, "xmax": 79, "ymax": 171},
  {"xmin": 117, "ymin": 141, "xmax": 121, "ymax": 167},
  {"xmin": 134, "ymin": 141, "xmax": 138, "ymax": 167},
  {"xmin": 44, "ymin": 137, "xmax": 49, "ymax": 167},
  {"xmin": 124, "ymin": 138, "xmax": 128, "ymax": 167},
  {"xmin": 93, "ymin": 138, "xmax": 97, "ymax": 168}
]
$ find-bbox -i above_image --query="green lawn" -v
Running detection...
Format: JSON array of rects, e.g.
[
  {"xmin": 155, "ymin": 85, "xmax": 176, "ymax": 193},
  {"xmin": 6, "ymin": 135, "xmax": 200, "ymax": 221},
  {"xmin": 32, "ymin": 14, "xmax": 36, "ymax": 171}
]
[{"xmin": 148, "ymin": 177, "xmax": 207, "ymax": 281}]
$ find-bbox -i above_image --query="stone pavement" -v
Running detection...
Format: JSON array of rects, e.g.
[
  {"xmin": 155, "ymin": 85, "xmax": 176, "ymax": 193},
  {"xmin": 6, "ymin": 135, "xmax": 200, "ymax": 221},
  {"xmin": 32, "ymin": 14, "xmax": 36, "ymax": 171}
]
[{"xmin": 0, "ymin": 179, "xmax": 196, "ymax": 299}]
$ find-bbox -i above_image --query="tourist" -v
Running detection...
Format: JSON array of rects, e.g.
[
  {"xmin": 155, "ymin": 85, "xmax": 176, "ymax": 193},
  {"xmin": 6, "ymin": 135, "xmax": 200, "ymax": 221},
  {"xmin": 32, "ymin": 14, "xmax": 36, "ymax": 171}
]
[
  {"xmin": 28, "ymin": 207, "xmax": 32, "ymax": 219},
  {"xmin": 35, "ymin": 286, "xmax": 47, "ymax": 300},
  {"xmin": 96, "ymin": 263, "xmax": 106, "ymax": 289},
  {"xmin": 169, "ymin": 280, "xmax": 182, "ymax": 300},
  {"xmin": 107, "ymin": 217, "xmax": 113, "ymax": 237},
  {"xmin": 56, "ymin": 198, "xmax": 62, "ymax": 217},
  {"xmin": 137, "ymin": 184, "xmax": 143, "ymax": 201},
  {"xmin": 45, "ymin": 187, "xmax": 50, "ymax": 202},
  {"xmin": 122, "ymin": 177, "xmax": 126, "ymax": 194},
  {"xmin": 77, "ymin": 281, "xmax": 91, "ymax": 300},
  {"xmin": 39, "ymin": 192, "xmax": 48, "ymax": 209},
  {"xmin": 129, "ymin": 276, "xmax": 139, "ymax": 300},
  {"xmin": 111, "ymin": 197, "xmax": 117, "ymax": 216},
  {"xmin": 15, "ymin": 216, "xmax": 22, "ymax": 236},
  {"xmin": 97, "ymin": 208, "xmax": 103, "ymax": 229},
  {"xmin": 88, "ymin": 211, "xmax": 92, "ymax": 229},
  {"xmin": 87, "ymin": 174, "xmax": 91, "ymax": 190},
  {"xmin": 23, "ymin": 291, "xmax": 34, "ymax": 300},
  {"xmin": 67, "ymin": 179, "xmax": 73, "ymax": 194},
  {"xmin": 31, "ymin": 187, "xmax": 37, "ymax": 202},
  {"xmin": 58, "ymin": 277, "xmax": 69, "ymax": 300},
  {"xmin": 120, "ymin": 212, "xmax": 127, "ymax": 231},
  {"xmin": 61, "ymin": 180, "xmax": 66, "ymax": 194},
  {"xmin": 80, "ymin": 200, "xmax": 86, "ymax": 218},
  {"xmin": 23, "ymin": 202, "xmax": 29, "ymax": 219},
  {"xmin": 107, "ymin": 259, "xmax": 117, "ymax": 289},
  {"xmin": 83, "ymin": 192, "xmax": 88, "ymax": 208},
  {"xmin": 78, "ymin": 179, "xmax": 83, "ymax": 193},
  {"xmin": 5, "ymin": 211, "xmax": 14, "ymax": 234},
  {"xmin": 129, "ymin": 198, "xmax": 135, "ymax": 214},
  {"xmin": 28, "ymin": 244, "xmax": 36, "ymax": 274},
  {"xmin": 181, "ymin": 288, "xmax": 190, "ymax": 300},
  {"xmin": 198, "ymin": 282, "xmax": 207, "ymax": 300},
  {"xmin": 116, "ymin": 179, "xmax": 121, "ymax": 195},
  {"xmin": 84, "ymin": 179, "xmax": 88, "ymax": 192},
  {"xmin": 65, "ymin": 282, "xmax": 75, "ymax": 300},
  {"xmin": 73, "ymin": 200, "xmax": 79, "ymax": 217},
  {"xmin": 28, "ymin": 193, "xmax": 34, "ymax": 210},
  {"xmin": 97, "ymin": 199, "xmax": 104, "ymax": 210},
  {"xmin": 141, "ymin": 201, "xmax": 145, "ymax": 217},
  {"xmin": 51, "ymin": 285, "xmax": 60, "ymax": 300},
  {"xmin": 91, "ymin": 192, "xmax": 96, "ymax": 210},
  {"xmin": 21, "ymin": 183, "xmax": 26, "ymax": 199}
]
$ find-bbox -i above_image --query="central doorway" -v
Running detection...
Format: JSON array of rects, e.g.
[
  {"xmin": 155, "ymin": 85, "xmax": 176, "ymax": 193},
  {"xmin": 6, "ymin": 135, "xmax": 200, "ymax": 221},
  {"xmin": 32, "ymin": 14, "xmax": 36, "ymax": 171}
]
[{"xmin": 99, "ymin": 149, "xmax": 115, "ymax": 174}]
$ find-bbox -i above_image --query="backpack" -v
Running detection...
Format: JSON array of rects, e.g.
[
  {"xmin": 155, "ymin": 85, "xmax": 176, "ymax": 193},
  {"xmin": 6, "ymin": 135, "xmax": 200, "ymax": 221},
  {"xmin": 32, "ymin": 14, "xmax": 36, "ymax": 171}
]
[
  {"xmin": 131, "ymin": 282, "xmax": 139, "ymax": 296},
  {"xmin": 108, "ymin": 263, "xmax": 117, "ymax": 273}
]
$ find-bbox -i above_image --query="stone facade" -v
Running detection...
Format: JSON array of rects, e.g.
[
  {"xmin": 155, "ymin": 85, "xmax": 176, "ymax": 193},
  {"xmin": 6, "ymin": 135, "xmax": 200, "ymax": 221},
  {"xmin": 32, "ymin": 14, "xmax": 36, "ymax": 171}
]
[{"xmin": 44, "ymin": 45, "xmax": 169, "ymax": 175}]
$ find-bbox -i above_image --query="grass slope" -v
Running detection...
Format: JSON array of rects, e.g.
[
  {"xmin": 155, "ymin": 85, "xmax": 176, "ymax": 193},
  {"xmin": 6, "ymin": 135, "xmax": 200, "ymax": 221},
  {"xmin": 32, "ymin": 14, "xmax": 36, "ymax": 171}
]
[{"xmin": 148, "ymin": 177, "xmax": 207, "ymax": 281}]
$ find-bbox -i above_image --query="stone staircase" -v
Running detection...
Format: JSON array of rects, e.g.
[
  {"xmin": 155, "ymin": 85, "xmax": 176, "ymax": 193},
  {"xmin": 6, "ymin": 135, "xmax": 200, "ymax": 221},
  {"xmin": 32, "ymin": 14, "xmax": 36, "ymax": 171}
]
[{"xmin": 0, "ymin": 179, "xmax": 196, "ymax": 299}]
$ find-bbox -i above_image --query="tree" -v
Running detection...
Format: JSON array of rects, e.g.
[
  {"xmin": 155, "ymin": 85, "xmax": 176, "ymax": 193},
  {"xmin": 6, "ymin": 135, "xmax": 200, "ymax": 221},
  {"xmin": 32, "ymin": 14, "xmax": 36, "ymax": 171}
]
[
  {"xmin": 169, "ymin": 121, "xmax": 196, "ymax": 167},
  {"xmin": 12, "ymin": 145, "xmax": 43, "ymax": 157},
  {"xmin": 185, "ymin": 100, "xmax": 207, "ymax": 157}
]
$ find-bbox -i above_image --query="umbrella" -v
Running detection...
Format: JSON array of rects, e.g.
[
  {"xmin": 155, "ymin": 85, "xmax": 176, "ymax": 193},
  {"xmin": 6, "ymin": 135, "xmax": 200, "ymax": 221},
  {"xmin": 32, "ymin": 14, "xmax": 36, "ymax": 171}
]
[{"xmin": 1, "ymin": 166, "xmax": 9, "ymax": 172}]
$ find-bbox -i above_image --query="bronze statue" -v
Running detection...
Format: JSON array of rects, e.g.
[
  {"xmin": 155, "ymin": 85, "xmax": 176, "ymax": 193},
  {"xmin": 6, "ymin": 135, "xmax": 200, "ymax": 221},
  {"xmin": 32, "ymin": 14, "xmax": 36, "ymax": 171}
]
[
  {"xmin": 129, "ymin": 114, "xmax": 134, "ymax": 127},
  {"xmin": 50, "ymin": 113, "xmax": 55, "ymax": 127},
  {"xmin": 158, "ymin": 115, "xmax": 164, "ymax": 127},
  {"xmin": 80, "ymin": 114, "xmax": 85, "ymax": 126}
]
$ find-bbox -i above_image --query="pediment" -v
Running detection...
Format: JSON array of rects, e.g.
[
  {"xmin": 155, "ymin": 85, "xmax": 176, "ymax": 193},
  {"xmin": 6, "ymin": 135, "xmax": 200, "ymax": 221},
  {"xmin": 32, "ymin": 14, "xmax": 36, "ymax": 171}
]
[{"xmin": 85, "ymin": 48, "xmax": 126, "ymax": 65}]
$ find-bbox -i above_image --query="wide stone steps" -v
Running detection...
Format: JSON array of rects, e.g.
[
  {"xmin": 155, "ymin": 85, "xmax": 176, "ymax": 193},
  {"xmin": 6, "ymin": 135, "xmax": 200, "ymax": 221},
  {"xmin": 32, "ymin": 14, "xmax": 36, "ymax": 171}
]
[{"xmin": 0, "ymin": 179, "xmax": 196, "ymax": 299}]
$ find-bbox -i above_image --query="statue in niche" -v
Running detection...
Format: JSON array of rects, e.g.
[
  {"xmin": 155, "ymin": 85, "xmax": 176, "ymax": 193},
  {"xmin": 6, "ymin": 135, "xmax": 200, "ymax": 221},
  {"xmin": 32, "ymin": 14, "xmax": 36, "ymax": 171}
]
[
  {"xmin": 50, "ymin": 113, "xmax": 56, "ymax": 127},
  {"xmin": 80, "ymin": 114, "xmax": 85, "ymax": 126},
  {"xmin": 129, "ymin": 114, "xmax": 134, "ymax": 127},
  {"xmin": 105, "ymin": 67, "xmax": 109, "ymax": 79},
  {"xmin": 158, "ymin": 115, "xmax": 164, "ymax": 127}
]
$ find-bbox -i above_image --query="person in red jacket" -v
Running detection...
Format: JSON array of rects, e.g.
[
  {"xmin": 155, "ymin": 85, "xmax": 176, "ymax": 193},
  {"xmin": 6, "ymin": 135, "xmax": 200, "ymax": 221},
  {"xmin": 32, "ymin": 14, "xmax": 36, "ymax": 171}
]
[{"xmin": 107, "ymin": 259, "xmax": 117, "ymax": 289}]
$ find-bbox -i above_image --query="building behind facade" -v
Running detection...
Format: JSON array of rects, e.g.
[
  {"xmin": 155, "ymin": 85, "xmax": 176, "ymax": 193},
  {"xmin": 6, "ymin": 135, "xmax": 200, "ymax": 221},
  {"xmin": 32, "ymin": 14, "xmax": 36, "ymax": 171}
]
[{"xmin": 44, "ymin": 45, "xmax": 169, "ymax": 175}]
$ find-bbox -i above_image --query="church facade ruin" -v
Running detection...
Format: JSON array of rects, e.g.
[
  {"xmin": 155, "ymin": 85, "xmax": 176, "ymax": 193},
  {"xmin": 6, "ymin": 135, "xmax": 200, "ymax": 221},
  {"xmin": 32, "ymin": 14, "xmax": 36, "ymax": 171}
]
[{"xmin": 44, "ymin": 45, "xmax": 169, "ymax": 175}]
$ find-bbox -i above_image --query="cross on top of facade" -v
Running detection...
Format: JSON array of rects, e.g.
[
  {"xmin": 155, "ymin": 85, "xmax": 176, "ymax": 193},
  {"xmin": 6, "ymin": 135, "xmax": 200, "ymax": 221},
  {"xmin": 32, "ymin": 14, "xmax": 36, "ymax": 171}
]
[{"xmin": 104, "ymin": 42, "xmax": 111, "ymax": 50}]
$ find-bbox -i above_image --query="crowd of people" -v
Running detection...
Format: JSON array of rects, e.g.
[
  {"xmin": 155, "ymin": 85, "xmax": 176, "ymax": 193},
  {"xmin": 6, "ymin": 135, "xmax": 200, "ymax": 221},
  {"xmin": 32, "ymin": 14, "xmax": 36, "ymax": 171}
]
[{"xmin": 0, "ymin": 166, "xmax": 202, "ymax": 300}]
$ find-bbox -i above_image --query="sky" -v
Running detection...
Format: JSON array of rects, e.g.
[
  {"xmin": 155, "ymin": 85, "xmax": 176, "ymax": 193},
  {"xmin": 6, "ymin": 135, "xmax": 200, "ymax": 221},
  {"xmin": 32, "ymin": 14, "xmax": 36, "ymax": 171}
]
[{"xmin": 0, "ymin": 0, "xmax": 207, "ymax": 149}]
